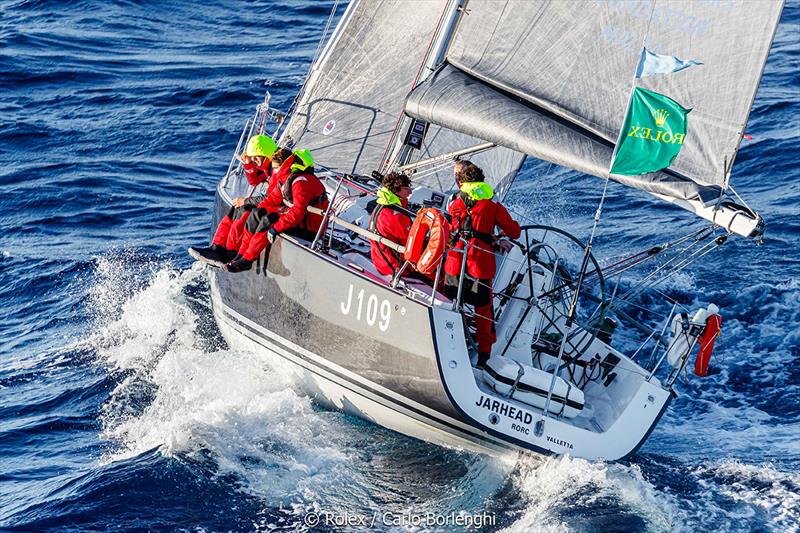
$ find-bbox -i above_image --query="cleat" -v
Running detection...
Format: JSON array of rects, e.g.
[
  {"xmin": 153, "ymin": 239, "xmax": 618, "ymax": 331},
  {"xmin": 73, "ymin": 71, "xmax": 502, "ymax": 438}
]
[{"xmin": 223, "ymin": 257, "xmax": 253, "ymax": 273}]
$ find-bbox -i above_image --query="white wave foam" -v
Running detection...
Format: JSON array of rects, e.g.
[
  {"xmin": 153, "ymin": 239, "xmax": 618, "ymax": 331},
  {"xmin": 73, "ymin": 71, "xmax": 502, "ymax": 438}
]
[
  {"xmin": 502, "ymin": 456, "xmax": 678, "ymax": 533},
  {"xmin": 87, "ymin": 256, "xmax": 354, "ymax": 503},
  {"xmin": 87, "ymin": 255, "xmax": 511, "ymax": 515},
  {"xmin": 692, "ymin": 460, "xmax": 800, "ymax": 531},
  {"xmin": 89, "ymin": 255, "xmax": 203, "ymax": 371}
]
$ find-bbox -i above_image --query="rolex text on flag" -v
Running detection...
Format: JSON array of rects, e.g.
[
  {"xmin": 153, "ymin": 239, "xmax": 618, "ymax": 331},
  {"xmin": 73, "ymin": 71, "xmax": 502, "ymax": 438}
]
[{"xmin": 610, "ymin": 87, "xmax": 691, "ymax": 176}]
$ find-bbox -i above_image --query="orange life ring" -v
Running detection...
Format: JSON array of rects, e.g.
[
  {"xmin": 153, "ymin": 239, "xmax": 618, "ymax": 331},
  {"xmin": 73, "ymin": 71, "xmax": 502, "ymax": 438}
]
[
  {"xmin": 694, "ymin": 313, "xmax": 722, "ymax": 376},
  {"xmin": 404, "ymin": 208, "xmax": 449, "ymax": 276}
]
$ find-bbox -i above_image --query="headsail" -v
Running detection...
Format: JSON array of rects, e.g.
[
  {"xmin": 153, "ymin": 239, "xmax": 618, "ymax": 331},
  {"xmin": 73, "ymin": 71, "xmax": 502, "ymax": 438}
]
[
  {"xmin": 280, "ymin": 0, "xmax": 447, "ymax": 176},
  {"xmin": 405, "ymin": 0, "xmax": 783, "ymax": 236},
  {"xmin": 280, "ymin": 0, "xmax": 528, "ymax": 199}
]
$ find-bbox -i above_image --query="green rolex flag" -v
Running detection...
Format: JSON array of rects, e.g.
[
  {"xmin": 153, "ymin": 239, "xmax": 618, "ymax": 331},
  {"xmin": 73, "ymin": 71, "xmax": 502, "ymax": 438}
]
[{"xmin": 610, "ymin": 87, "xmax": 691, "ymax": 176}]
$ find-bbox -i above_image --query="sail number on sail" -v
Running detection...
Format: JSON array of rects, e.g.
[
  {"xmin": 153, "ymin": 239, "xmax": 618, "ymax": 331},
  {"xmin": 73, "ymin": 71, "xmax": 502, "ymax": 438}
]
[{"xmin": 340, "ymin": 284, "xmax": 392, "ymax": 331}]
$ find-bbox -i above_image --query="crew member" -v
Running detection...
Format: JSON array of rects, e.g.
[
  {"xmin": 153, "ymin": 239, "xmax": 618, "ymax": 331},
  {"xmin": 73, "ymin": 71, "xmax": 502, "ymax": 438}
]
[
  {"xmin": 369, "ymin": 172, "xmax": 413, "ymax": 277},
  {"xmin": 188, "ymin": 134, "xmax": 277, "ymax": 264},
  {"xmin": 443, "ymin": 163, "xmax": 520, "ymax": 368},
  {"xmin": 446, "ymin": 159, "xmax": 477, "ymax": 209},
  {"xmin": 225, "ymin": 149, "xmax": 328, "ymax": 272},
  {"xmin": 228, "ymin": 147, "xmax": 293, "ymax": 264}
]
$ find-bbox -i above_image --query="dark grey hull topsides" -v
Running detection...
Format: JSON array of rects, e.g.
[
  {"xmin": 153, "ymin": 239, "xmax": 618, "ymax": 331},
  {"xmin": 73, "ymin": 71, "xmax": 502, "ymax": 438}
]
[
  {"xmin": 207, "ymin": 191, "xmax": 676, "ymax": 460},
  {"xmin": 208, "ymin": 194, "xmax": 515, "ymax": 453}
]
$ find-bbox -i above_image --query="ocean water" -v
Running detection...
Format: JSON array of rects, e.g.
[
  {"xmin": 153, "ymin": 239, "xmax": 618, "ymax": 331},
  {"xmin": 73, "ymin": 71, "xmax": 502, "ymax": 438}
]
[{"xmin": 1, "ymin": 1, "xmax": 798, "ymax": 531}]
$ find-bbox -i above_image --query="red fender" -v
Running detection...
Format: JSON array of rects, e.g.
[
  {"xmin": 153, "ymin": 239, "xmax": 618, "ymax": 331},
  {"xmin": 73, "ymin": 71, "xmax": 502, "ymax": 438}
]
[
  {"xmin": 404, "ymin": 208, "xmax": 449, "ymax": 276},
  {"xmin": 695, "ymin": 313, "xmax": 722, "ymax": 376}
]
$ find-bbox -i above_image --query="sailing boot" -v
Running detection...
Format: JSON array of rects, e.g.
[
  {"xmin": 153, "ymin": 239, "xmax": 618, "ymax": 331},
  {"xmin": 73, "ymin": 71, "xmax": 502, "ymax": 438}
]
[
  {"xmin": 223, "ymin": 256, "xmax": 254, "ymax": 273},
  {"xmin": 188, "ymin": 244, "xmax": 233, "ymax": 267},
  {"xmin": 477, "ymin": 351, "xmax": 491, "ymax": 370},
  {"xmin": 221, "ymin": 247, "xmax": 238, "ymax": 263}
]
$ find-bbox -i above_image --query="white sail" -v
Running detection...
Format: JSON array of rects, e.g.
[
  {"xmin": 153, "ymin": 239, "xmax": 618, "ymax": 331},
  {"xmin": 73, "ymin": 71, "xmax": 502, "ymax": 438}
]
[
  {"xmin": 280, "ymin": 0, "xmax": 527, "ymax": 196},
  {"xmin": 280, "ymin": 0, "xmax": 446, "ymax": 176},
  {"xmin": 410, "ymin": 0, "xmax": 784, "ymax": 188},
  {"xmin": 404, "ymin": 0, "xmax": 783, "ymax": 236}
]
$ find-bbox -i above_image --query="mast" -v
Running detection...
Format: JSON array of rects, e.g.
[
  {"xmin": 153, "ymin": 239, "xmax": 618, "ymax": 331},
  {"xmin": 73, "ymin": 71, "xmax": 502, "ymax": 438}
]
[{"xmin": 382, "ymin": 0, "xmax": 465, "ymax": 173}]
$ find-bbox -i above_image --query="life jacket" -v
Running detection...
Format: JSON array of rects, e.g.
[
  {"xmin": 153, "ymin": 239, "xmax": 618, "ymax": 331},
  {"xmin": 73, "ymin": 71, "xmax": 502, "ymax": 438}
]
[
  {"xmin": 280, "ymin": 168, "xmax": 328, "ymax": 208},
  {"xmin": 368, "ymin": 187, "xmax": 410, "ymax": 276},
  {"xmin": 444, "ymin": 181, "xmax": 521, "ymax": 279},
  {"xmin": 455, "ymin": 191, "xmax": 496, "ymax": 247},
  {"xmin": 367, "ymin": 188, "xmax": 405, "ymax": 230},
  {"xmin": 270, "ymin": 153, "xmax": 328, "ymax": 234},
  {"xmin": 278, "ymin": 149, "xmax": 327, "ymax": 208}
]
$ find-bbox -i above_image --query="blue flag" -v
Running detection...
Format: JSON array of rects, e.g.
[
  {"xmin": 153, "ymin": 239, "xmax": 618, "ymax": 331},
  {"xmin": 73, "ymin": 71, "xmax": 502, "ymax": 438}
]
[{"xmin": 635, "ymin": 48, "xmax": 703, "ymax": 79}]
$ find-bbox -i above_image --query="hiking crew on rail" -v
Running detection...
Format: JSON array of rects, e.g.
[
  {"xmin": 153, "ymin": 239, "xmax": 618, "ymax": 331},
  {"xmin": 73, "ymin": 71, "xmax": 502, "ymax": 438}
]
[
  {"xmin": 224, "ymin": 147, "xmax": 328, "ymax": 272},
  {"xmin": 188, "ymin": 135, "xmax": 328, "ymax": 272},
  {"xmin": 189, "ymin": 134, "xmax": 278, "ymax": 265}
]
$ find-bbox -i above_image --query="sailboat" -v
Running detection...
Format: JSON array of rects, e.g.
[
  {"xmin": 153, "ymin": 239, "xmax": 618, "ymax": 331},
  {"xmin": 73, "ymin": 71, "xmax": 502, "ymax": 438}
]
[{"xmin": 201, "ymin": 0, "xmax": 784, "ymax": 459}]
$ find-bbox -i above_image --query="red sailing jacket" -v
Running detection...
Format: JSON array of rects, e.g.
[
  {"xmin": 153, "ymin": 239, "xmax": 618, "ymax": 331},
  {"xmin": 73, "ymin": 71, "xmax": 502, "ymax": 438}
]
[
  {"xmin": 257, "ymin": 158, "xmax": 294, "ymax": 212},
  {"xmin": 370, "ymin": 199, "xmax": 412, "ymax": 276},
  {"xmin": 444, "ymin": 196, "xmax": 521, "ymax": 280},
  {"xmin": 270, "ymin": 156, "xmax": 328, "ymax": 233},
  {"xmin": 243, "ymin": 158, "xmax": 272, "ymax": 187}
]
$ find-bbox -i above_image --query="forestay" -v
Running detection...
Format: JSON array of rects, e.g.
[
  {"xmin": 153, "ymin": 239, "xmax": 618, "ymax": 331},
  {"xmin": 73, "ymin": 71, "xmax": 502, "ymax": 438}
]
[{"xmin": 405, "ymin": 0, "xmax": 783, "ymax": 198}]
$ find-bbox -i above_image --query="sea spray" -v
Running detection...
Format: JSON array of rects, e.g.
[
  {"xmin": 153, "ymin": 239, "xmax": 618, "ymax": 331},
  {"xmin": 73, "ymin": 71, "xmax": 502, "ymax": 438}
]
[
  {"xmin": 85, "ymin": 256, "xmax": 510, "ymax": 521},
  {"xmin": 500, "ymin": 455, "xmax": 678, "ymax": 532}
]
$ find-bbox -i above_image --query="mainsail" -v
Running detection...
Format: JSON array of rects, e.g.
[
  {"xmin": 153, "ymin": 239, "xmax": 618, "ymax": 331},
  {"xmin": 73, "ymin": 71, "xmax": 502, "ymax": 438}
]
[
  {"xmin": 280, "ymin": 0, "xmax": 526, "ymax": 196},
  {"xmin": 405, "ymin": 0, "xmax": 783, "ymax": 235}
]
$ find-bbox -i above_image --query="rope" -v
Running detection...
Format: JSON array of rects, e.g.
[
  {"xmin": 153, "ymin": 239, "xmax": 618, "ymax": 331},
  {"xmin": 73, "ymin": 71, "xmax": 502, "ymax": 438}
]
[
  {"xmin": 617, "ymin": 233, "xmax": 719, "ymax": 303},
  {"xmin": 311, "ymin": 0, "xmax": 341, "ymax": 67}
]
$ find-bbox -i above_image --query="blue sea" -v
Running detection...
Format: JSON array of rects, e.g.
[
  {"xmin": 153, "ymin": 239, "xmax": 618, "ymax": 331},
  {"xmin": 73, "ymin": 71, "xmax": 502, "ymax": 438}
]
[{"xmin": 1, "ymin": 1, "xmax": 798, "ymax": 531}]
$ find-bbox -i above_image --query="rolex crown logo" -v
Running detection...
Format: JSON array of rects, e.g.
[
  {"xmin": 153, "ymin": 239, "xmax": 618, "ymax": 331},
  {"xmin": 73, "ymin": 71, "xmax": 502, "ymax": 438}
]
[{"xmin": 653, "ymin": 109, "xmax": 670, "ymax": 127}]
